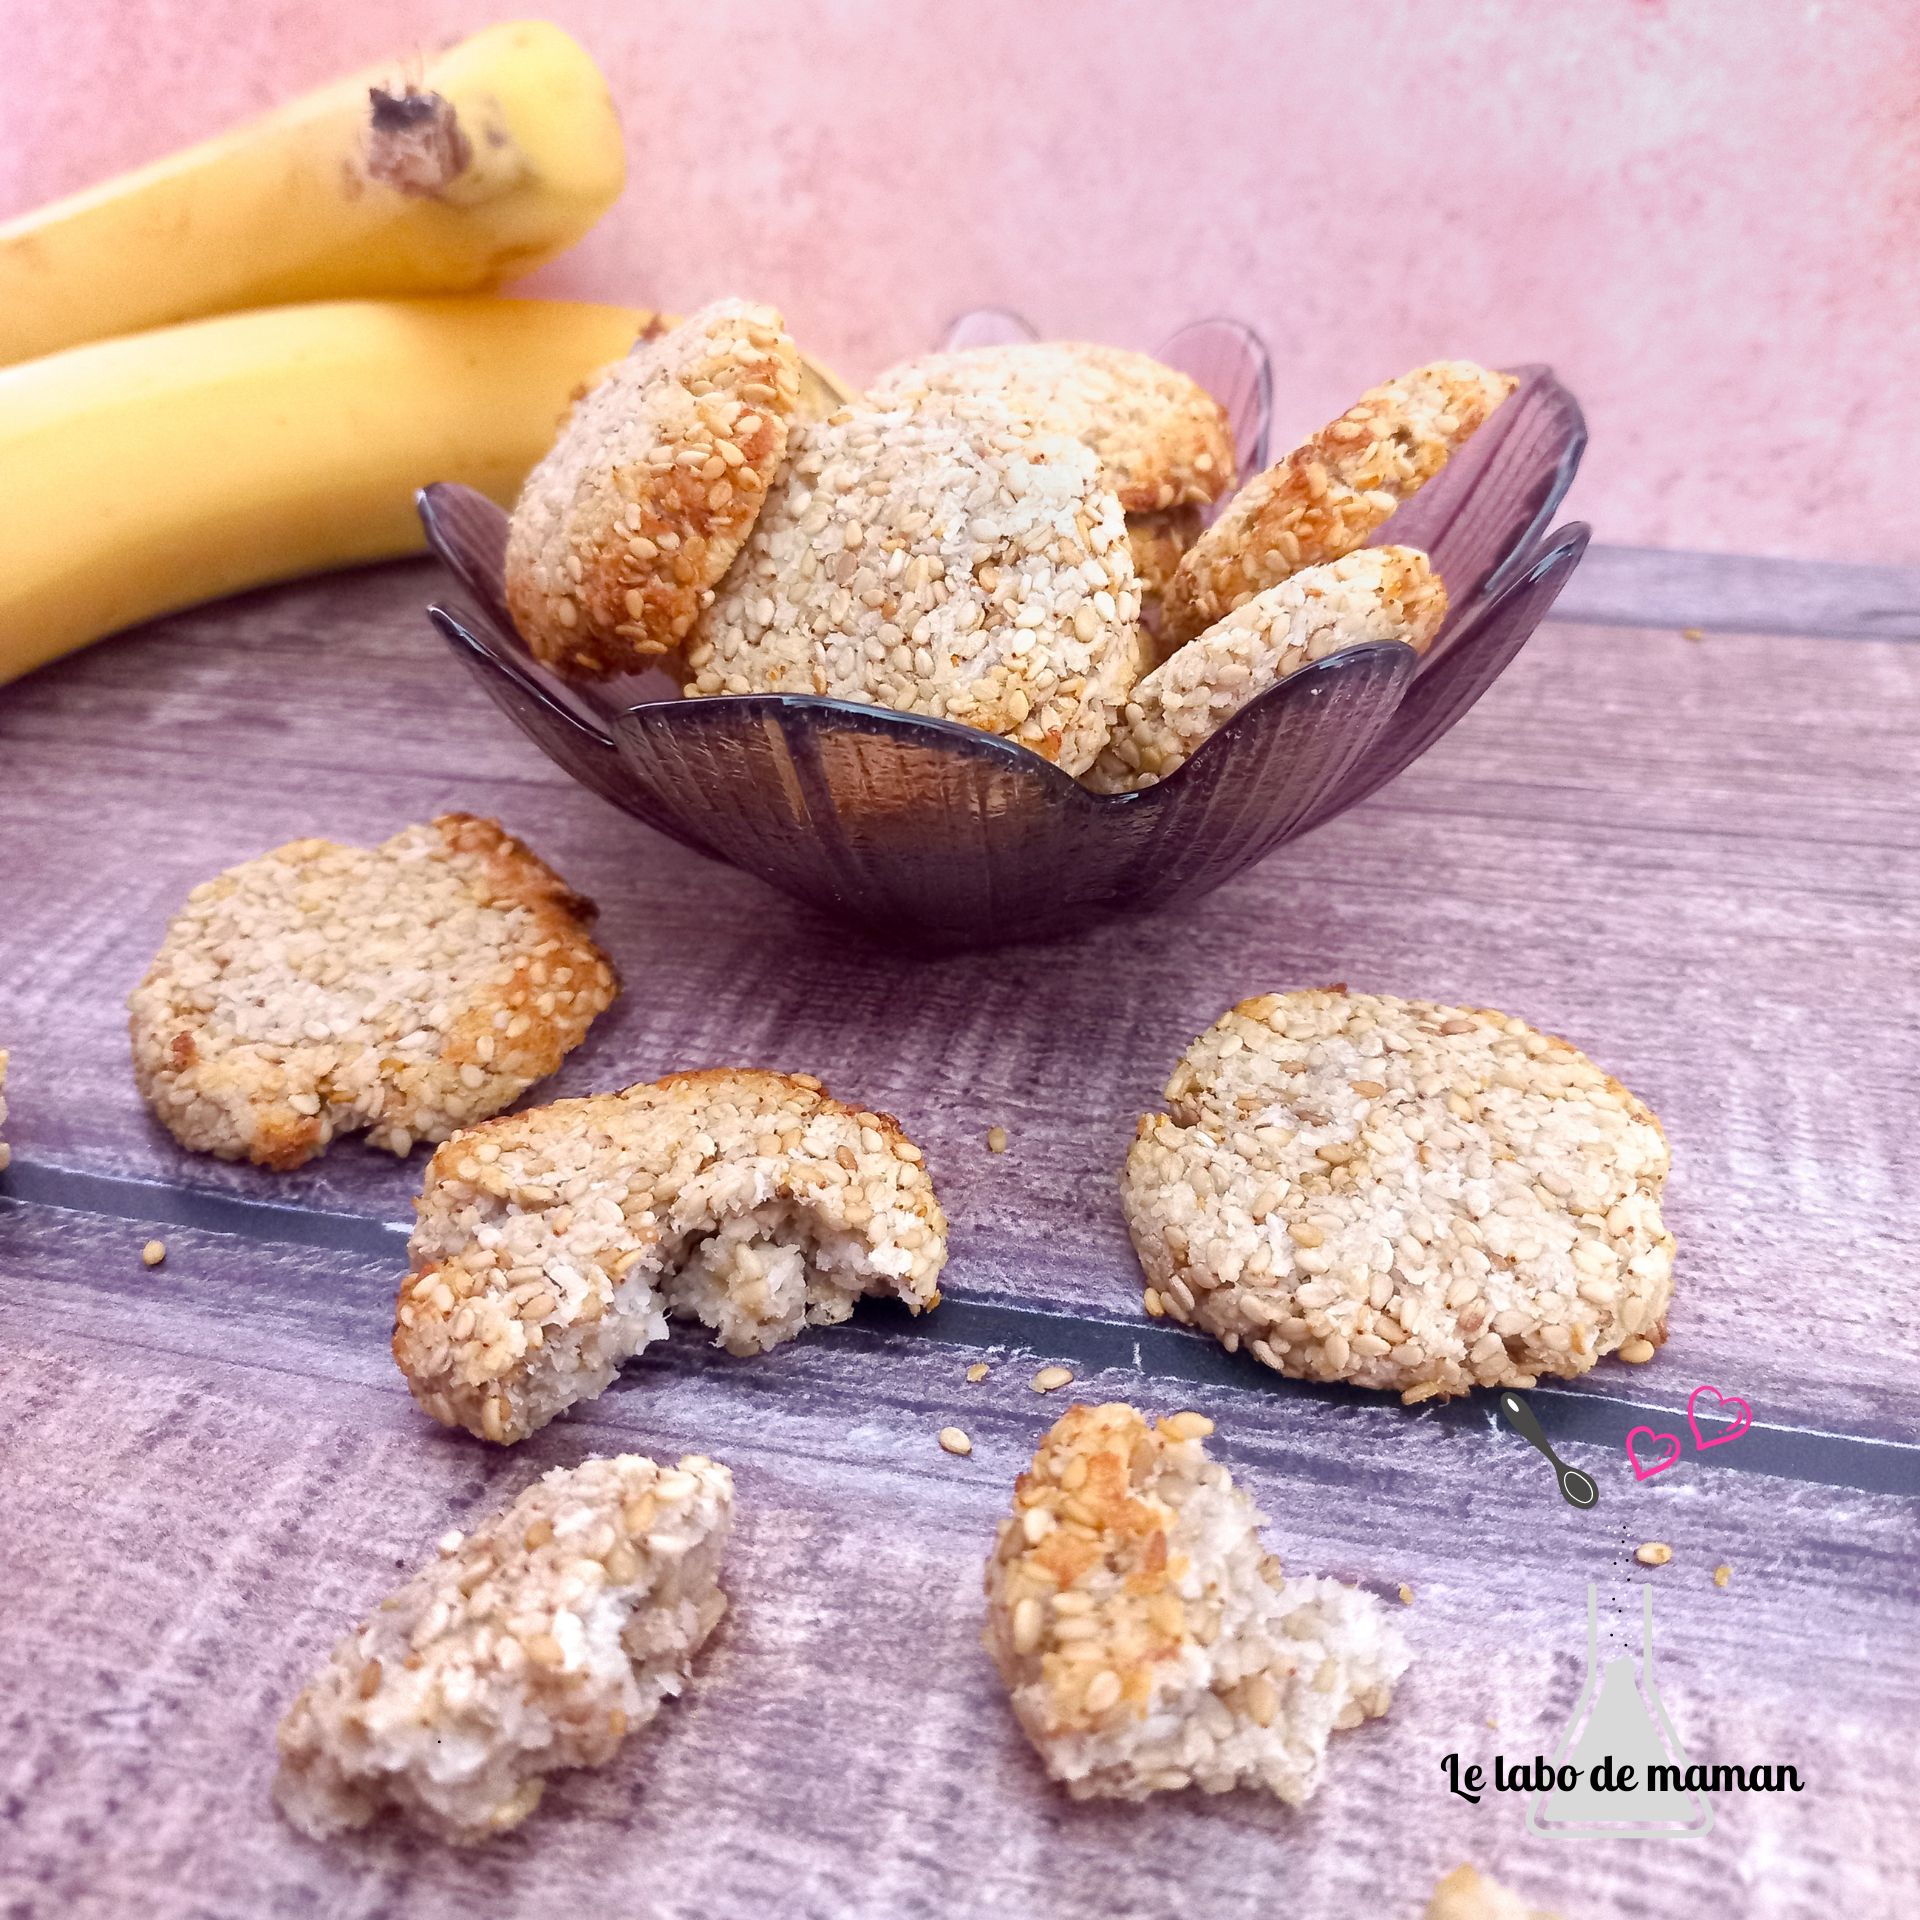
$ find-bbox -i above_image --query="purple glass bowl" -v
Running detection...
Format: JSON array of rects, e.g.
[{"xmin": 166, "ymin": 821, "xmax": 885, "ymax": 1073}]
[{"xmin": 420, "ymin": 322, "xmax": 1586, "ymax": 949}]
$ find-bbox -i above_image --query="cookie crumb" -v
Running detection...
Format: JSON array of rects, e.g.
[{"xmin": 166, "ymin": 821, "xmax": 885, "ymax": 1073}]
[
  {"xmin": 1636, "ymin": 1541, "xmax": 1673, "ymax": 1567},
  {"xmin": 966, "ymin": 1362, "xmax": 990, "ymax": 1384},
  {"xmin": 141, "ymin": 1239, "xmax": 167, "ymax": 1268},
  {"xmin": 1713, "ymin": 1562, "xmax": 1731, "ymax": 1588},
  {"xmin": 1682, "ymin": 627, "xmax": 1704, "ymax": 641},
  {"xmin": 938, "ymin": 1425, "xmax": 973, "ymax": 1457},
  {"xmin": 986, "ymin": 1125, "xmax": 1009, "ymax": 1154},
  {"xmin": 1618, "ymin": 1336, "xmax": 1657, "ymax": 1364},
  {"xmin": 1398, "ymin": 1583, "xmax": 1415, "ymax": 1605},
  {"xmin": 1032, "ymin": 1365, "xmax": 1074, "ymax": 1394}
]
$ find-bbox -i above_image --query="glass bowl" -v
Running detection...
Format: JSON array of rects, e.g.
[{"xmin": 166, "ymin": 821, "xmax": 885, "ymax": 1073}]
[{"xmin": 419, "ymin": 320, "xmax": 1587, "ymax": 949}]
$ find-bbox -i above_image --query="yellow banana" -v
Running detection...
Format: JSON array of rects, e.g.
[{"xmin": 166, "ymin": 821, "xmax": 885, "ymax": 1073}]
[
  {"xmin": 0, "ymin": 297, "xmax": 857, "ymax": 686},
  {"xmin": 0, "ymin": 21, "xmax": 625, "ymax": 366}
]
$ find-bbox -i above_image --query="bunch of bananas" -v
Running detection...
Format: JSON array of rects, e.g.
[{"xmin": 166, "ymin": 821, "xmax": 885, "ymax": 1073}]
[{"xmin": 0, "ymin": 22, "xmax": 697, "ymax": 682}]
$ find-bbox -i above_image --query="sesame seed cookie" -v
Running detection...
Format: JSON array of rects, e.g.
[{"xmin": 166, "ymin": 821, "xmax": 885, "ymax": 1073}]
[
  {"xmin": 0, "ymin": 1049, "xmax": 10, "ymax": 1172},
  {"xmin": 984, "ymin": 1403, "xmax": 1408, "ymax": 1803},
  {"xmin": 1123, "ymin": 991, "xmax": 1674, "ymax": 1403},
  {"xmin": 687, "ymin": 401, "xmax": 1141, "ymax": 776},
  {"xmin": 394, "ymin": 1068, "xmax": 947, "ymax": 1444},
  {"xmin": 505, "ymin": 299, "xmax": 804, "ymax": 677},
  {"xmin": 128, "ymin": 815, "xmax": 616, "ymax": 1172},
  {"xmin": 1084, "ymin": 546, "xmax": 1447, "ymax": 794},
  {"xmin": 274, "ymin": 1452, "xmax": 731, "ymax": 1845},
  {"xmin": 1428, "ymin": 1866, "xmax": 1564, "ymax": 1920},
  {"xmin": 1162, "ymin": 360, "xmax": 1515, "ymax": 644},
  {"xmin": 867, "ymin": 342, "xmax": 1236, "ymax": 513}
]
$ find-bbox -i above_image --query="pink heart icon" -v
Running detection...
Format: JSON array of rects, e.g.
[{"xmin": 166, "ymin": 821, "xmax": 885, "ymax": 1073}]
[
  {"xmin": 1688, "ymin": 1384, "xmax": 1753, "ymax": 1451},
  {"xmin": 1625, "ymin": 1426, "xmax": 1683, "ymax": 1480}
]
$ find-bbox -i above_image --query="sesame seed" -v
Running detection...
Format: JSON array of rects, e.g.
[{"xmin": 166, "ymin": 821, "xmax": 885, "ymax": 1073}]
[
  {"xmin": 938, "ymin": 1426, "xmax": 973, "ymax": 1457},
  {"xmin": 1032, "ymin": 1366, "xmax": 1074, "ymax": 1394},
  {"xmin": 986, "ymin": 1125, "xmax": 1009, "ymax": 1154},
  {"xmin": 965, "ymin": 1362, "xmax": 990, "ymax": 1383},
  {"xmin": 1159, "ymin": 1410, "xmax": 1214, "ymax": 1441},
  {"xmin": 1713, "ymin": 1563, "xmax": 1732, "ymax": 1588},
  {"xmin": 1398, "ymin": 1584, "xmax": 1415, "ymax": 1605},
  {"xmin": 1636, "ymin": 1541, "xmax": 1673, "ymax": 1567},
  {"xmin": 141, "ymin": 1239, "xmax": 167, "ymax": 1268}
]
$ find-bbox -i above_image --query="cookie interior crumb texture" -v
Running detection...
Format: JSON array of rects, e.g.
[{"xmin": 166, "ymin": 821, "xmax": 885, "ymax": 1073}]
[
  {"xmin": 1084, "ymin": 546, "xmax": 1447, "ymax": 794},
  {"xmin": 866, "ymin": 341, "xmax": 1236, "ymax": 513},
  {"xmin": 274, "ymin": 1453, "xmax": 732, "ymax": 1845},
  {"xmin": 687, "ymin": 399, "xmax": 1141, "ymax": 777},
  {"xmin": 983, "ymin": 1403, "xmax": 1408, "ymax": 1803},
  {"xmin": 506, "ymin": 298, "xmax": 804, "ymax": 677},
  {"xmin": 128, "ymin": 815, "xmax": 618, "ymax": 1171},
  {"xmin": 1426, "ymin": 1864, "xmax": 1564, "ymax": 1920},
  {"xmin": 1163, "ymin": 358, "xmax": 1515, "ymax": 644},
  {"xmin": 394, "ymin": 1068, "xmax": 947, "ymax": 1443},
  {"xmin": 1121, "ymin": 989, "xmax": 1674, "ymax": 1403}
]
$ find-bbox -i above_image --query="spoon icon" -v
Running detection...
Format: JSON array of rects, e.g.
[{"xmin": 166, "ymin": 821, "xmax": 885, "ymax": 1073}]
[{"xmin": 1496, "ymin": 1391, "xmax": 1599, "ymax": 1508}]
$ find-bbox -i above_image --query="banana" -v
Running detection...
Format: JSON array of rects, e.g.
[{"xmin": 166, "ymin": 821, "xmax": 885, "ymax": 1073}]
[
  {"xmin": 0, "ymin": 298, "xmax": 858, "ymax": 686},
  {"xmin": 0, "ymin": 22, "xmax": 625, "ymax": 366}
]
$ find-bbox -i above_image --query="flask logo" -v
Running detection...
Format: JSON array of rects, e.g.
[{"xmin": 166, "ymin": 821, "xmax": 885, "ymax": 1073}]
[{"xmin": 1527, "ymin": 1584, "xmax": 1713, "ymax": 1839}]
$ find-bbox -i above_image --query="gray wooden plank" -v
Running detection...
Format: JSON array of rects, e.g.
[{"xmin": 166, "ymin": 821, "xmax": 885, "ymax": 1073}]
[
  {"xmin": 0, "ymin": 562, "xmax": 1915, "ymax": 1442},
  {"xmin": 1561, "ymin": 544, "xmax": 1920, "ymax": 641},
  {"xmin": 1, "ymin": 1202, "xmax": 1912, "ymax": 1920}
]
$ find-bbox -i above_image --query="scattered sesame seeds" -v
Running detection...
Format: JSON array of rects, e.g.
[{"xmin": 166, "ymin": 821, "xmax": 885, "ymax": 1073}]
[
  {"xmin": 1398, "ymin": 1584, "xmax": 1415, "ymax": 1606},
  {"xmin": 938, "ymin": 1425, "xmax": 973, "ymax": 1456},
  {"xmin": 987, "ymin": 1125, "xmax": 1009, "ymax": 1154},
  {"xmin": 129, "ymin": 816, "xmax": 616, "ymax": 1171},
  {"xmin": 966, "ymin": 1362, "xmax": 990, "ymax": 1384},
  {"xmin": 1714, "ymin": 1563, "xmax": 1732, "ymax": 1588},
  {"xmin": 1032, "ymin": 1365, "xmax": 1074, "ymax": 1394},
  {"xmin": 141, "ymin": 1239, "xmax": 167, "ymax": 1268},
  {"xmin": 1636, "ymin": 1541, "xmax": 1674, "ymax": 1567}
]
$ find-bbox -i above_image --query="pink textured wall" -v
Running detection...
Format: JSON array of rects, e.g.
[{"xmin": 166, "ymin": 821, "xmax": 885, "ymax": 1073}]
[{"xmin": 4, "ymin": 1, "xmax": 1917, "ymax": 565}]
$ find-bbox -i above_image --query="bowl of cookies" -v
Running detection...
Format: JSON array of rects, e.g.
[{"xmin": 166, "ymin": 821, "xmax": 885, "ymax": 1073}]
[{"xmin": 421, "ymin": 301, "xmax": 1586, "ymax": 950}]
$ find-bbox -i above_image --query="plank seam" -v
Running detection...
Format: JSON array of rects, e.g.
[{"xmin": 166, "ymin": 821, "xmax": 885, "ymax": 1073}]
[{"xmin": 4, "ymin": 1158, "xmax": 1914, "ymax": 1498}]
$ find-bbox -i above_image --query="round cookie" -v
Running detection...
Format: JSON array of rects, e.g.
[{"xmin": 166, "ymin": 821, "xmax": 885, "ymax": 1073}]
[
  {"xmin": 505, "ymin": 298, "xmax": 804, "ymax": 677},
  {"xmin": 1084, "ymin": 546, "xmax": 1446, "ymax": 794},
  {"xmin": 394, "ymin": 1068, "xmax": 948, "ymax": 1444},
  {"xmin": 1162, "ymin": 359, "xmax": 1514, "ymax": 644},
  {"xmin": 1122, "ymin": 990, "xmax": 1674, "ymax": 1402},
  {"xmin": 867, "ymin": 341, "xmax": 1236, "ymax": 513},
  {"xmin": 129, "ymin": 814, "xmax": 617, "ymax": 1170},
  {"xmin": 686, "ymin": 401, "xmax": 1141, "ymax": 776}
]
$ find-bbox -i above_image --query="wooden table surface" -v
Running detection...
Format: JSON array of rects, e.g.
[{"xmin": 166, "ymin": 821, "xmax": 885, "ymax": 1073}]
[{"xmin": 2, "ymin": 551, "xmax": 1916, "ymax": 1920}]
